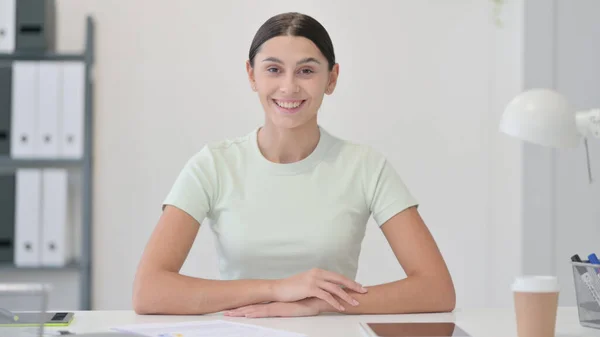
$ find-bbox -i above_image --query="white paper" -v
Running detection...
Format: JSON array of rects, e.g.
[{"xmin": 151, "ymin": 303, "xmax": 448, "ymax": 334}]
[{"xmin": 112, "ymin": 320, "xmax": 307, "ymax": 337}]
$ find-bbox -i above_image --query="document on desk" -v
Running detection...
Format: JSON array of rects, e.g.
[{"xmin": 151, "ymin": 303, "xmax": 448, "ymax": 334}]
[{"xmin": 112, "ymin": 320, "xmax": 307, "ymax": 337}]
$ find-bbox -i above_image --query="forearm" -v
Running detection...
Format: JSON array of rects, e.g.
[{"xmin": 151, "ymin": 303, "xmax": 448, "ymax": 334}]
[
  {"xmin": 318, "ymin": 276, "xmax": 456, "ymax": 315},
  {"xmin": 133, "ymin": 270, "xmax": 275, "ymax": 315}
]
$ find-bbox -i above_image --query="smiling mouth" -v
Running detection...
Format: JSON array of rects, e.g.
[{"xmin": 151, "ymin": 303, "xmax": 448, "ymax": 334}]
[{"xmin": 272, "ymin": 99, "xmax": 307, "ymax": 113}]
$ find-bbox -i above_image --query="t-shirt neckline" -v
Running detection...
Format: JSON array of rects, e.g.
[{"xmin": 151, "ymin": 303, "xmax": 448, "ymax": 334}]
[{"xmin": 251, "ymin": 125, "xmax": 334, "ymax": 175}]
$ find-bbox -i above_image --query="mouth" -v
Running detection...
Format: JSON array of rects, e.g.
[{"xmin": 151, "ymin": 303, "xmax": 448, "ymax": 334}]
[{"xmin": 272, "ymin": 99, "xmax": 307, "ymax": 114}]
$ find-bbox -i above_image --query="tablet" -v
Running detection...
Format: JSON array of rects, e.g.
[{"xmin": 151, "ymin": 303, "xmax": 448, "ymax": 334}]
[
  {"xmin": 359, "ymin": 322, "xmax": 471, "ymax": 337},
  {"xmin": 0, "ymin": 312, "xmax": 74, "ymax": 327}
]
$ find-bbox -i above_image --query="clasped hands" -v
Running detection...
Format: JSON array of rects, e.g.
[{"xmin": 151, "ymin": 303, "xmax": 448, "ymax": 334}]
[{"xmin": 224, "ymin": 268, "xmax": 367, "ymax": 318}]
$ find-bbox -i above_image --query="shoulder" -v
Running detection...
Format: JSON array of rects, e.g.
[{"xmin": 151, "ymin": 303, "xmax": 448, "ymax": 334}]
[
  {"xmin": 206, "ymin": 131, "xmax": 255, "ymax": 153},
  {"xmin": 187, "ymin": 129, "xmax": 256, "ymax": 165},
  {"xmin": 325, "ymin": 131, "xmax": 388, "ymax": 169}
]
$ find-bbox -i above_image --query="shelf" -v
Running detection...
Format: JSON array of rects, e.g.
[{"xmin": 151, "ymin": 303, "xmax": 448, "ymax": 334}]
[
  {"xmin": 0, "ymin": 15, "xmax": 95, "ymax": 310},
  {"xmin": 0, "ymin": 261, "xmax": 85, "ymax": 271},
  {"xmin": 0, "ymin": 157, "xmax": 85, "ymax": 172},
  {"xmin": 0, "ymin": 52, "xmax": 85, "ymax": 62}
]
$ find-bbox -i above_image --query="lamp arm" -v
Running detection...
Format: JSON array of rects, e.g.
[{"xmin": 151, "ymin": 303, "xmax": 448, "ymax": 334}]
[
  {"xmin": 576, "ymin": 109, "xmax": 600, "ymax": 138},
  {"xmin": 575, "ymin": 109, "xmax": 600, "ymax": 184}
]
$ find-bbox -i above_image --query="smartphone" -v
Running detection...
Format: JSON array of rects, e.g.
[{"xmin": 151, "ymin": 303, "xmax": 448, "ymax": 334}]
[
  {"xmin": 359, "ymin": 322, "xmax": 471, "ymax": 337},
  {"xmin": 0, "ymin": 312, "xmax": 74, "ymax": 327}
]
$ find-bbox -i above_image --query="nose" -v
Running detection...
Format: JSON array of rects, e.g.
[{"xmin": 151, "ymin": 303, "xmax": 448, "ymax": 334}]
[{"xmin": 279, "ymin": 73, "xmax": 299, "ymax": 93}]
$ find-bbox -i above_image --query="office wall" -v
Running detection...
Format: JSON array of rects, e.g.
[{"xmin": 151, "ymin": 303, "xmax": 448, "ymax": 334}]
[
  {"xmin": 518, "ymin": 0, "xmax": 600, "ymax": 306},
  {"xmin": 521, "ymin": 0, "xmax": 557, "ymax": 280},
  {"xmin": 52, "ymin": 0, "xmax": 525, "ymax": 309},
  {"xmin": 553, "ymin": 0, "xmax": 600, "ymax": 306}
]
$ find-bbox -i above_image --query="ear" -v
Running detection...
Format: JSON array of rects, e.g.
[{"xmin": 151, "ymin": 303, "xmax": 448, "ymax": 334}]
[
  {"xmin": 325, "ymin": 63, "xmax": 339, "ymax": 95},
  {"xmin": 246, "ymin": 60, "xmax": 257, "ymax": 91}
]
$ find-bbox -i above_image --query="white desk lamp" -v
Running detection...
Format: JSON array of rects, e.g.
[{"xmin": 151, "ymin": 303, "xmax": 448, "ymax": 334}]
[{"xmin": 499, "ymin": 88, "xmax": 600, "ymax": 182}]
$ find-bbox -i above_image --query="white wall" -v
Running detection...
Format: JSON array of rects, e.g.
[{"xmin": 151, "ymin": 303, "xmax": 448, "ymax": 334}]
[
  {"xmin": 486, "ymin": 0, "xmax": 524, "ymax": 308},
  {"xmin": 49, "ymin": 0, "xmax": 529, "ymax": 310},
  {"xmin": 517, "ymin": 0, "xmax": 600, "ymax": 307},
  {"xmin": 553, "ymin": 0, "xmax": 600, "ymax": 306}
]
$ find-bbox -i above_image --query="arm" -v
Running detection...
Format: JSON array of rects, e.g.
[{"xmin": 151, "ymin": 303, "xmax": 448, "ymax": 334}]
[
  {"xmin": 316, "ymin": 206, "xmax": 455, "ymax": 314},
  {"xmin": 132, "ymin": 205, "xmax": 275, "ymax": 315}
]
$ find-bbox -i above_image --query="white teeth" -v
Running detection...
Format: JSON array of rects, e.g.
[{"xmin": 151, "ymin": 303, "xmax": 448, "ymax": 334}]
[{"xmin": 275, "ymin": 100, "xmax": 302, "ymax": 109}]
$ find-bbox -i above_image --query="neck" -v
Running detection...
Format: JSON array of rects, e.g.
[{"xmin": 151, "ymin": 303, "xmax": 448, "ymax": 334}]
[{"xmin": 257, "ymin": 119, "xmax": 320, "ymax": 164}]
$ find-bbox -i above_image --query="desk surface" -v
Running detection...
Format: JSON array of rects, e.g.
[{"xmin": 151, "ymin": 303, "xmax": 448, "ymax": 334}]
[{"xmin": 11, "ymin": 307, "xmax": 600, "ymax": 337}]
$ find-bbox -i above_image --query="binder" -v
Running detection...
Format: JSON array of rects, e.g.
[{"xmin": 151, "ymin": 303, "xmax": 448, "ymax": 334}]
[
  {"xmin": 11, "ymin": 61, "xmax": 38, "ymax": 158},
  {"xmin": 0, "ymin": 62, "xmax": 11, "ymax": 155},
  {"xmin": 60, "ymin": 62, "xmax": 84, "ymax": 159},
  {"xmin": 0, "ymin": 173, "xmax": 15, "ymax": 263},
  {"xmin": 14, "ymin": 169, "xmax": 42, "ymax": 266},
  {"xmin": 15, "ymin": 0, "xmax": 55, "ymax": 52},
  {"xmin": 0, "ymin": 0, "xmax": 16, "ymax": 52},
  {"xmin": 41, "ymin": 168, "xmax": 71, "ymax": 266},
  {"xmin": 37, "ymin": 61, "xmax": 60, "ymax": 158}
]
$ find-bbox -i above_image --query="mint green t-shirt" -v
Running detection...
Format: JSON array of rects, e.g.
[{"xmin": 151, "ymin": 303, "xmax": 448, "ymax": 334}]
[{"xmin": 162, "ymin": 126, "xmax": 418, "ymax": 281}]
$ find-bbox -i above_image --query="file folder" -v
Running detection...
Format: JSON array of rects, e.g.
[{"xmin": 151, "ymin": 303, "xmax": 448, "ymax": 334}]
[
  {"xmin": 14, "ymin": 169, "xmax": 42, "ymax": 266},
  {"xmin": 0, "ymin": 62, "xmax": 11, "ymax": 155},
  {"xmin": 60, "ymin": 62, "xmax": 84, "ymax": 159},
  {"xmin": 37, "ymin": 61, "xmax": 60, "ymax": 158},
  {"xmin": 15, "ymin": 0, "xmax": 55, "ymax": 52},
  {"xmin": 0, "ymin": 0, "xmax": 16, "ymax": 52},
  {"xmin": 41, "ymin": 168, "xmax": 71, "ymax": 266},
  {"xmin": 11, "ymin": 61, "xmax": 38, "ymax": 158},
  {"xmin": 0, "ymin": 174, "xmax": 15, "ymax": 263}
]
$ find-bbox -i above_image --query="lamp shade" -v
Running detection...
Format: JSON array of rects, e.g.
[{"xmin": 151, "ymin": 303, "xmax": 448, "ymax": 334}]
[{"xmin": 499, "ymin": 88, "xmax": 581, "ymax": 148}]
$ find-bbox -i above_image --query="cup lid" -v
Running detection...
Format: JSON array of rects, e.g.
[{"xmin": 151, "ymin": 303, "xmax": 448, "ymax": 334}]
[{"xmin": 512, "ymin": 276, "xmax": 559, "ymax": 292}]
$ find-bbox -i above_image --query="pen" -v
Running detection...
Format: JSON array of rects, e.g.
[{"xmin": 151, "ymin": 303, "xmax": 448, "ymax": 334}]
[
  {"xmin": 0, "ymin": 308, "xmax": 19, "ymax": 322},
  {"xmin": 588, "ymin": 253, "xmax": 600, "ymax": 274},
  {"xmin": 572, "ymin": 254, "xmax": 600, "ymax": 306}
]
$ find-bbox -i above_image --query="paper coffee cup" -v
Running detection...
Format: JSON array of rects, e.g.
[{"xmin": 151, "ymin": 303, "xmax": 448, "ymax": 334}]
[
  {"xmin": 512, "ymin": 276, "xmax": 559, "ymax": 337},
  {"xmin": 512, "ymin": 276, "xmax": 560, "ymax": 293}
]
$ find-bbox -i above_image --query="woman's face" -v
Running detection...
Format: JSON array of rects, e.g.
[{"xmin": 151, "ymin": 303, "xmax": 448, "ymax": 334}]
[{"xmin": 247, "ymin": 35, "xmax": 339, "ymax": 130}]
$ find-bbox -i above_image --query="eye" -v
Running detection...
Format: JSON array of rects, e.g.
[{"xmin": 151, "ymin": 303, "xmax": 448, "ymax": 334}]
[
  {"xmin": 267, "ymin": 67, "xmax": 279, "ymax": 73},
  {"xmin": 299, "ymin": 68, "xmax": 314, "ymax": 75}
]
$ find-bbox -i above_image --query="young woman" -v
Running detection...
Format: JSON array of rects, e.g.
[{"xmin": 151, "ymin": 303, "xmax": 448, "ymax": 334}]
[{"xmin": 132, "ymin": 12, "xmax": 455, "ymax": 318}]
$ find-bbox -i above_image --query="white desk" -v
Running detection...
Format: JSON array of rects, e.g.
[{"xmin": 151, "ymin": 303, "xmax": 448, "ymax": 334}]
[{"xmin": 10, "ymin": 307, "xmax": 600, "ymax": 337}]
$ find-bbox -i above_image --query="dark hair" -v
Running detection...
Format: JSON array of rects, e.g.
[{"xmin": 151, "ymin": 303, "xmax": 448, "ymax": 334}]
[{"xmin": 248, "ymin": 12, "xmax": 336, "ymax": 71}]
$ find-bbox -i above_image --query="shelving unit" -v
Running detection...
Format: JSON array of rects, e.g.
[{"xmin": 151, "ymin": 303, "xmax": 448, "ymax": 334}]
[{"xmin": 0, "ymin": 16, "xmax": 95, "ymax": 310}]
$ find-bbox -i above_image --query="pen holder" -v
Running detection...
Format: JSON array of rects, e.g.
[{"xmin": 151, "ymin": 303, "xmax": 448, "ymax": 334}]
[{"xmin": 571, "ymin": 261, "xmax": 600, "ymax": 329}]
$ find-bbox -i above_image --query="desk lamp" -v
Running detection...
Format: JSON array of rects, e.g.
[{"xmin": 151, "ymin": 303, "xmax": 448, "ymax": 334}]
[
  {"xmin": 499, "ymin": 88, "xmax": 600, "ymax": 182},
  {"xmin": 500, "ymin": 88, "xmax": 600, "ymax": 330}
]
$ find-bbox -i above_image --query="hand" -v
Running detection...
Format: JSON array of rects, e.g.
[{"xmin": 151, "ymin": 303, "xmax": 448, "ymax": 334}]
[
  {"xmin": 271, "ymin": 268, "xmax": 367, "ymax": 312},
  {"xmin": 224, "ymin": 298, "xmax": 323, "ymax": 318}
]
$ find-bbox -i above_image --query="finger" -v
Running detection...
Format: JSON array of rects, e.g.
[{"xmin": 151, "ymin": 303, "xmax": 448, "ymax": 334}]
[
  {"xmin": 246, "ymin": 311, "xmax": 268, "ymax": 318},
  {"xmin": 319, "ymin": 270, "xmax": 367, "ymax": 293},
  {"xmin": 224, "ymin": 309, "xmax": 246, "ymax": 317},
  {"xmin": 225, "ymin": 311, "xmax": 246, "ymax": 317},
  {"xmin": 224, "ymin": 306, "xmax": 253, "ymax": 316},
  {"xmin": 246, "ymin": 306, "xmax": 270, "ymax": 318},
  {"xmin": 314, "ymin": 289, "xmax": 345, "ymax": 312},
  {"xmin": 319, "ymin": 281, "xmax": 359, "ymax": 306}
]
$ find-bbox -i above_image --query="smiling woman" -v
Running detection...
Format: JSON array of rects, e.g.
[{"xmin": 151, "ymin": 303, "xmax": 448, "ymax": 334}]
[{"xmin": 132, "ymin": 12, "xmax": 455, "ymax": 318}]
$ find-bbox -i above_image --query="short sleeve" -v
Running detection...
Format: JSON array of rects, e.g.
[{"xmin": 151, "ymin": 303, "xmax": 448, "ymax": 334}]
[
  {"xmin": 162, "ymin": 146, "xmax": 217, "ymax": 225},
  {"xmin": 364, "ymin": 149, "xmax": 419, "ymax": 227}
]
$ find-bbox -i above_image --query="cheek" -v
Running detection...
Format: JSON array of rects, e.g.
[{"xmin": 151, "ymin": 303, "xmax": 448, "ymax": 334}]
[
  {"xmin": 306, "ymin": 85, "xmax": 327, "ymax": 103},
  {"xmin": 307, "ymin": 79, "xmax": 329, "ymax": 96},
  {"xmin": 256, "ymin": 81, "xmax": 277, "ymax": 97}
]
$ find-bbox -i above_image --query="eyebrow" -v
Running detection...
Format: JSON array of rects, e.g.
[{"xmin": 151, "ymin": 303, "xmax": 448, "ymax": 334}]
[{"xmin": 262, "ymin": 57, "xmax": 321, "ymax": 65}]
